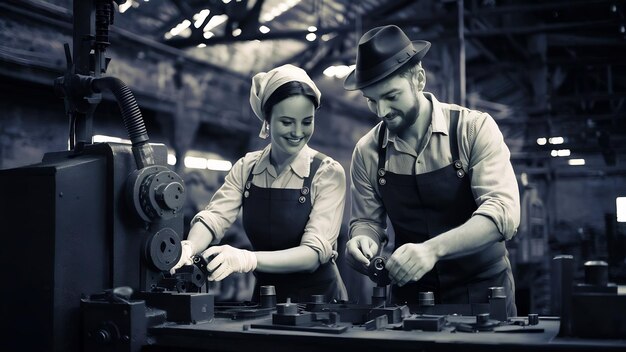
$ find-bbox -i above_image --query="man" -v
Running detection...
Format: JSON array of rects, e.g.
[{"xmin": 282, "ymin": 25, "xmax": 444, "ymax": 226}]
[{"xmin": 343, "ymin": 25, "xmax": 519, "ymax": 316}]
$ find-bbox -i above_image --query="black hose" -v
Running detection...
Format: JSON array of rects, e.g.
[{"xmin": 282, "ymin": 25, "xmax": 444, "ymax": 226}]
[{"xmin": 92, "ymin": 76, "xmax": 154, "ymax": 168}]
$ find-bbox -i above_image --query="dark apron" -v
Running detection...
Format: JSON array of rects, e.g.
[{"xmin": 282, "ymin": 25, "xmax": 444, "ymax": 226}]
[
  {"xmin": 242, "ymin": 152, "xmax": 346, "ymax": 304},
  {"xmin": 377, "ymin": 110, "xmax": 516, "ymax": 316}
]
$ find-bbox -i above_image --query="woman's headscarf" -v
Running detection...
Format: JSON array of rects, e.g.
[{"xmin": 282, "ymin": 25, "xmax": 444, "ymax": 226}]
[{"xmin": 249, "ymin": 64, "xmax": 321, "ymax": 139}]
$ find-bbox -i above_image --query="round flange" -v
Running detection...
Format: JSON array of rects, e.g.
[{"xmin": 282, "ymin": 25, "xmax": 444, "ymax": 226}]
[
  {"xmin": 127, "ymin": 165, "xmax": 186, "ymax": 222},
  {"xmin": 145, "ymin": 227, "xmax": 181, "ymax": 271}
]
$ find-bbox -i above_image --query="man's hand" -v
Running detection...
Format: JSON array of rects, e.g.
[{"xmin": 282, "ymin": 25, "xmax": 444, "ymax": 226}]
[
  {"xmin": 386, "ymin": 243, "xmax": 438, "ymax": 287},
  {"xmin": 202, "ymin": 245, "xmax": 257, "ymax": 281},
  {"xmin": 169, "ymin": 240, "xmax": 195, "ymax": 275},
  {"xmin": 345, "ymin": 236, "xmax": 379, "ymax": 275}
]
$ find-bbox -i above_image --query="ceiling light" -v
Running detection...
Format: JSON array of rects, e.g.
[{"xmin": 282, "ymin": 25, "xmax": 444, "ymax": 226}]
[
  {"xmin": 536, "ymin": 137, "xmax": 547, "ymax": 145},
  {"xmin": 194, "ymin": 9, "xmax": 211, "ymax": 28},
  {"xmin": 617, "ymin": 197, "xmax": 626, "ymax": 222},
  {"xmin": 306, "ymin": 33, "xmax": 316, "ymax": 41},
  {"xmin": 259, "ymin": 25, "xmax": 270, "ymax": 34},
  {"xmin": 551, "ymin": 149, "xmax": 570, "ymax": 157},
  {"xmin": 232, "ymin": 28, "xmax": 242, "ymax": 37},
  {"xmin": 204, "ymin": 14, "xmax": 228, "ymax": 32},
  {"xmin": 167, "ymin": 153, "xmax": 177, "ymax": 166},
  {"xmin": 184, "ymin": 156, "xmax": 208, "ymax": 169},
  {"xmin": 549, "ymin": 136, "xmax": 564, "ymax": 144},
  {"xmin": 308, "ymin": 26, "xmax": 317, "ymax": 32},
  {"xmin": 568, "ymin": 159, "xmax": 585, "ymax": 166},
  {"xmin": 203, "ymin": 31, "xmax": 215, "ymax": 39},
  {"xmin": 207, "ymin": 159, "xmax": 233, "ymax": 171}
]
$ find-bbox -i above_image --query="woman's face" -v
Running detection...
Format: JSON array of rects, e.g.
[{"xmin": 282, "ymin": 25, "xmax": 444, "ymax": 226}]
[{"xmin": 269, "ymin": 94, "xmax": 315, "ymax": 159}]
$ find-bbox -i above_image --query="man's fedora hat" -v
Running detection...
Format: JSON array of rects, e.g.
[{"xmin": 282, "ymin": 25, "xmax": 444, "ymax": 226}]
[{"xmin": 344, "ymin": 25, "xmax": 430, "ymax": 90}]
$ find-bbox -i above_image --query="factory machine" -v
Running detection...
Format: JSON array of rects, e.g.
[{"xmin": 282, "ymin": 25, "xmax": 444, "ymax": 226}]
[{"xmin": 1, "ymin": 1, "xmax": 626, "ymax": 352}]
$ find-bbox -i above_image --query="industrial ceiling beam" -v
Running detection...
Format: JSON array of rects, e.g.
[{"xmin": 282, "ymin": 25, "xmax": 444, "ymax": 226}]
[
  {"xmin": 464, "ymin": 0, "xmax": 616, "ymax": 17},
  {"xmin": 466, "ymin": 19, "xmax": 620, "ymax": 37},
  {"xmin": 164, "ymin": 14, "xmax": 455, "ymax": 48}
]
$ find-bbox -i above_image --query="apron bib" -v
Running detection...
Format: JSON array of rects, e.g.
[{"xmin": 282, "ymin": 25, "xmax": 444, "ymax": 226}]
[
  {"xmin": 377, "ymin": 111, "xmax": 516, "ymax": 316},
  {"xmin": 242, "ymin": 152, "xmax": 346, "ymax": 303}
]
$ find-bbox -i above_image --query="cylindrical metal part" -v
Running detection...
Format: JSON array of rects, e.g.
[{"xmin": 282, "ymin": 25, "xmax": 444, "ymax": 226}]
[
  {"xmin": 552, "ymin": 255, "xmax": 574, "ymax": 337},
  {"xmin": 310, "ymin": 294, "xmax": 325, "ymax": 304},
  {"xmin": 276, "ymin": 298, "xmax": 298, "ymax": 315},
  {"xmin": 259, "ymin": 285, "xmax": 277, "ymax": 308},
  {"xmin": 584, "ymin": 260, "xmax": 609, "ymax": 286},
  {"xmin": 488, "ymin": 286, "xmax": 506, "ymax": 299},
  {"xmin": 528, "ymin": 313, "xmax": 539, "ymax": 325},
  {"xmin": 372, "ymin": 286, "xmax": 386, "ymax": 306},
  {"xmin": 476, "ymin": 313, "xmax": 490, "ymax": 325},
  {"xmin": 418, "ymin": 291, "xmax": 435, "ymax": 307}
]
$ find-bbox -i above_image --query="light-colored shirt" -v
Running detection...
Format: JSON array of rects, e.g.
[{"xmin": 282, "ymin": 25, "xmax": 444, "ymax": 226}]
[
  {"xmin": 193, "ymin": 144, "xmax": 346, "ymax": 264},
  {"xmin": 350, "ymin": 92, "xmax": 520, "ymax": 245}
]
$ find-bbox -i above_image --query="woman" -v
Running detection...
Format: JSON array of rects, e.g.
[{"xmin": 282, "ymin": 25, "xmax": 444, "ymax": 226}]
[{"xmin": 172, "ymin": 64, "xmax": 348, "ymax": 303}]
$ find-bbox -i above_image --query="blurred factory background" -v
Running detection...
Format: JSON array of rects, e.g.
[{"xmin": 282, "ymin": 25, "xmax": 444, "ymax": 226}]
[{"xmin": 1, "ymin": 0, "xmax": 626, "ymax": 317}]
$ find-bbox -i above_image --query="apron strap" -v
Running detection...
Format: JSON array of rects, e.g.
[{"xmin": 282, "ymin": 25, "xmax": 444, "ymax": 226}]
[{"xmin": 449, "ymin": 110, "xmax": 461, "ymax": 162}]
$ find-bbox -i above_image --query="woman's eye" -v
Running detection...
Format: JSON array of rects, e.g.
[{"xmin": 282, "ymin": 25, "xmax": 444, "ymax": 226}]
[{"xmin": 387, "ymin": 95, "xmax": 398, "ymax": 101}]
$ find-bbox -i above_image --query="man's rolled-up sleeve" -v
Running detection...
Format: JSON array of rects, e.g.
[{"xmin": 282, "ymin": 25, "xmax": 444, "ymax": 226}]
[
  {"xmin": 348, "ymin": 142, "xmax": 388, "ymax": 245},
  {"xmin": 466, "ymin": 113, "xmax": 521, "ymax": 241}
]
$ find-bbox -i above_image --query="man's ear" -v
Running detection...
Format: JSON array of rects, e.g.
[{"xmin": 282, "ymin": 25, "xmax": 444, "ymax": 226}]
[{"xmin": 417, "ymin": 67, "xmax": 426, "ymax": 91}]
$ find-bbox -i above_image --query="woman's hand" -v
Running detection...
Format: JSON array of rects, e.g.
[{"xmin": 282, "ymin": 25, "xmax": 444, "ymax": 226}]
[
  {"xmin": 169, "ymin": 240, "xmax": 195, "ymax": 274},
  {"xmin": 202, "ymin": 245, "xmax": 257, "ymax": 281}
]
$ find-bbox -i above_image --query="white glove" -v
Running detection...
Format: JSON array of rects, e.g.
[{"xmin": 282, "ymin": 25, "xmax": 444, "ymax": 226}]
[
  {"xmin": 201, "ymin": 245, "xmax": 257, "ymax": 281},
  {"xmin": 170, "ymin": 240, "xmax": 195, "ymax": 274}
]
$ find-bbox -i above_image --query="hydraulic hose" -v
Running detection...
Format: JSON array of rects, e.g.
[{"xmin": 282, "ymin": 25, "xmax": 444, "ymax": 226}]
[{"xmin": 92, "ymin": 76, "xmax": 154, "ymax": 168}]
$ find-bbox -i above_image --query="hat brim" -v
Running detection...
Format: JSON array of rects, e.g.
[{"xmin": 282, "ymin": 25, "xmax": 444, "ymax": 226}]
[{"xmin": 343, "ymin": 40, "xmax": 430, "ymax": 91}]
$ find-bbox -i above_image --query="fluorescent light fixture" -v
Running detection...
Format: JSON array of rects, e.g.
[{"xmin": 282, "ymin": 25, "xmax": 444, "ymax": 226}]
[
  {"xmin": 183, "ymin": 151, "xmax": 233, "ymax": 171},
  {"xmin": 617, "ymin": 197, "xmax": 626, "ymax": 222},
  {"xmin": 323, "ymin": 65, "xmax": 355, "ymax": 78},
  {"xmin": 259, "ymin": 25, "xmax": 270, "ymax": 34},
  {"xmin": 306, "ymin": 33, "xmax": 316, "ymax": 41},
  {"xmin": 260, "ymin": 0, "xmax": 301, "ymax": 23},
  {"xmin": 568, "ymin": 159, "xmax": 585, "ymax": 166},
  {"xmin": 184, "ymin": 156, "xmax": 208, "ymax": 169},
  {"xmin": 551, "ymin": 149, "xmax": 570, "ymax": 157},
  {"xmin": 204, "ymin": 15, "xmax": 228, "ymax": 32},
  {"xmin": 170, "ymin": 20, "xmax": 191, "ymax": 37},
  {"xmin": 167, "ymin": 153, "xmax": 177, "ymax": 166},
  {"xmin": 194, "ymin": 9, "xmax": 211, "ymax": 28},
  {"xmin": 308, "ymin": 26, "xmax": 317, "ymax": 32},
  {"xmin": 536, "ymin": 137, "xmax": 547, "ymax": 145},
  {"xmin": 206, "ymin": 159, "xmax": 232, "ymax": 171},
  {"xmin": 549, "ymin": 136, "xmax": 564, "ymax": 145}
]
